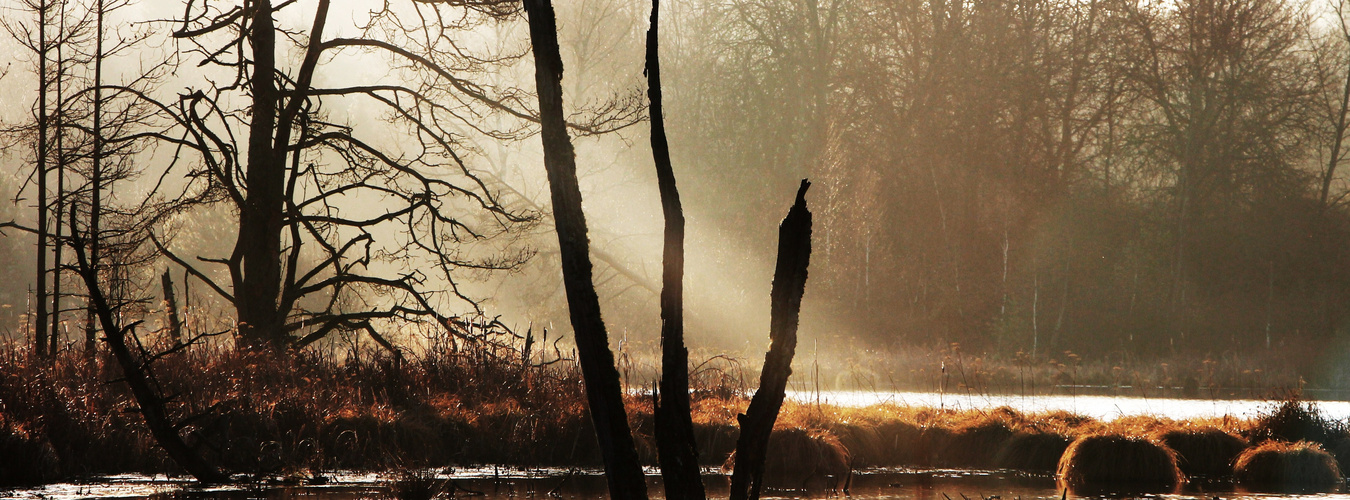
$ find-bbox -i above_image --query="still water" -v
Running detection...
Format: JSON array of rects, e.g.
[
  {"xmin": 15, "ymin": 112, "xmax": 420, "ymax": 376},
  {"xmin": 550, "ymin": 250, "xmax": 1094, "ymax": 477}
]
[
  {"xmin": 4, "ymin": 468, "xmax": 1347, "ymax": 500},
  {"xmin": 790, "ymin": 390, "xmax": 1350, "ymax": 421}
]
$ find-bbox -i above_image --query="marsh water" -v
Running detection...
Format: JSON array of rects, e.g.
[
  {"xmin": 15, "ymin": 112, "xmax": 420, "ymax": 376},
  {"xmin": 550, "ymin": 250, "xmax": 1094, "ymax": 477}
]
[
  {"xmin": 790, "ymin": 389, "xmax": 1350, "ymax": 420},
  {"xmin": 10, "ymin": 390, "xmax": 1350, "ymax": 500},
  {"xmin": 6, "ymin": 467, "xmax": 1346, "ymax": 500}
]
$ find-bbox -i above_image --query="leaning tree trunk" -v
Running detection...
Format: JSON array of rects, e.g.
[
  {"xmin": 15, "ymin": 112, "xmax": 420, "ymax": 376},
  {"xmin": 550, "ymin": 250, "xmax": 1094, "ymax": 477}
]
[
  {"xmin": 646, "ymin": 1, "xmax": 704, "ymax": 499},
  {"xmin": 729, "ymin": 181, "xmax": 813, "ymax": 500},
  {"xmin": 521, "ymin": 2, "xmax": 648, "ymax": 499},
  {"xmin": 69, "ymin": 208, "xmax": 228, "ymax": 484}
]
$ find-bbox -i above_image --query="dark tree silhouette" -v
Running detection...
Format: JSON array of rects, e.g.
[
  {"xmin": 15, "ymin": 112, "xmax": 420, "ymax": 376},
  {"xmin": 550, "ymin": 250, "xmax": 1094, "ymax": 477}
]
[
  {"xmin": 730, "ymin": 181, "xmax": 813, "ymax": 500},
  {"xmin": 646, "ymin": 1, "xmax": 704, "ymax": 498},
  {"xmin": 521, "ymin": 1, "xmax": 649, "ymax": 499}
]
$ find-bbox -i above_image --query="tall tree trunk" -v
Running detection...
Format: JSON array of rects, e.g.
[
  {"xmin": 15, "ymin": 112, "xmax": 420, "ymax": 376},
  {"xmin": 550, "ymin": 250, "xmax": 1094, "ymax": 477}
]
[
  {"xmin": 646, "ymin": 2, "xmax": 704, "ymax": 498},
  {"xmin": 50, "ymin": 11, "xmax": 66, "ymax": 356},
  {"xmin": 234, "ymin": 0, "xmax": 285, "ymax": 350},
  {"xmin": 34, "ymin": 0, "xmax": 50, "ymax": 358},
  {"xmin": 86, "ymin": 0, "xmax": 104, "ymax": 355},
  {"xmin": 522, "ymin": 2, "xmax": 648, "ymax": 499},
  {"xmin": 729, "ymin": 181, "xmax": 813, "ymax": 500},
  {"xmin": 69, "ymin": 209, "xmax": 227, "ymax": 484}
]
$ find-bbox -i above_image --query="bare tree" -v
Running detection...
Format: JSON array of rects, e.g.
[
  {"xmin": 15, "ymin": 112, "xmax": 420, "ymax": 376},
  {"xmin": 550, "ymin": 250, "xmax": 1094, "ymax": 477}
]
[
  {"xmin": 522, "ymin": 0, "xmax": 648, "ymax": 498},
  {"xmin": 142, "ymin": 0, "xmax": 570, "ymax": 352},
  {"xmin": 646, "ymin": 1, "xmax": 703, "ymax": 498},
  {"xmin": 728, "ymin": 181, "xmax": 813, "ymax": 500}
]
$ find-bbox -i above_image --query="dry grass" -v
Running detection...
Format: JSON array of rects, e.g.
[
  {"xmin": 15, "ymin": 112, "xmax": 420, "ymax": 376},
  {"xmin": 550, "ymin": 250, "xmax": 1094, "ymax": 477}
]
[
  {"xmin": 723, "ymin": 426, "xmax": 850, "ymax": 490},
  {"xmin": 0, "ymin": 340, "xmax": 1341, "ymax": 486},
  {"xmin": 1234, "ymin": 440, "xmax": 1342, "ymax": 492},
  {"xmin": 1155, "ymin": 426, "xmax": 1249, "ymax": 478},
  {"xmin": 1056, "ymin": 434, "xmax": 1183, "ymax": 493},
  {"xmin": 994, "ymin": 430, "xmax": 1071, "ymax": 473},
  {"xmin": 1247, "ymin": 398, "xmax": 1341, "ymax": 446}
]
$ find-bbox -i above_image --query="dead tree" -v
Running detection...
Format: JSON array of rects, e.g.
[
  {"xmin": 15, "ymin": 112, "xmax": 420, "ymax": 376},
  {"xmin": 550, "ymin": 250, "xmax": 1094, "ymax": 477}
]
[
  {"xmin": 2, "ymin": 0, "xmax": 56, "ymax": 357},
  {"xmin": 68, "ymin": 207, "xmax": 228, "ymax": 484},
  {"xmin": 646, "ymin": 1, "xmax": 704, "ymax": 499},
  {"xmin": 522, "ymin": 1, "xmax": 648, "ymax": 499},
  {"xmin": 729, "ymin": 180, "xmax": 813, "ymax": 500},
  {"xmin": 162, "ymin": 269, "xmax": 183, "ymax": 345},
  {"xmin": 144, "ymin": 0, "xmax": 570, "ymax": 352}
]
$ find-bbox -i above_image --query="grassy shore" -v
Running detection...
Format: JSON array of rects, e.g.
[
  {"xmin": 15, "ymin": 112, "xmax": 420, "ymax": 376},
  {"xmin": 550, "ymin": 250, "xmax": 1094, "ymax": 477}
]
[{"xmin": 0, "ymin": 344, "xmax": 1344, "ymax": 488}]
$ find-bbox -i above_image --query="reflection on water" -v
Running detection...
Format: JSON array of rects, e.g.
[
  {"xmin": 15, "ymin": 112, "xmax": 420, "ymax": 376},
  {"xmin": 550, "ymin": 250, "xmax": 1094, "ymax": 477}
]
[
  {"xmin": 791, "ymin": 391, "xmax": 1350, "ymax": 421},
  {"xmin": 2, "ymin": 468, "xmax": 1345, "ymax": 500}
]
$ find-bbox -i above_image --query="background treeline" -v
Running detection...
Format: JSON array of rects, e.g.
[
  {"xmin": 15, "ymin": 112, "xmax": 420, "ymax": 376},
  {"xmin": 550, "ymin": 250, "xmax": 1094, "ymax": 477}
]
[
  {"xmin": 4, "ymin": 0, "xmax": 1350, "ymax": 385},
  {"xmin": 651, "ymin": 0, "xmax": 1350, "ymax": 371}
]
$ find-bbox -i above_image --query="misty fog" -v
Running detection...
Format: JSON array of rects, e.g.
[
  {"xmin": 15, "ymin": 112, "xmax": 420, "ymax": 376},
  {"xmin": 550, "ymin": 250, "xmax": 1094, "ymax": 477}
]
[{"xmin": 5, "ymin": 0, "xmax": 1350, "ymax": 392}]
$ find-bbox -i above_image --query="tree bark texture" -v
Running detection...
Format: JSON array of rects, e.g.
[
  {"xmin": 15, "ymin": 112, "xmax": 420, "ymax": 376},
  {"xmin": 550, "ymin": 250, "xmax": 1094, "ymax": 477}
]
[
  {"xmin": 521, "ymin": 2, "xmax": 649, "ymax": 499},
  {"xmin": 729, "ymin": 180, "xmax": 813, "ymax": 500},
  {"xmin": 234, "ymin": 0, "xmax": 285, "ymax": 350},
  {"xmin": 647, "ymin": 1, "xmax": 704, "ymax": 498}
]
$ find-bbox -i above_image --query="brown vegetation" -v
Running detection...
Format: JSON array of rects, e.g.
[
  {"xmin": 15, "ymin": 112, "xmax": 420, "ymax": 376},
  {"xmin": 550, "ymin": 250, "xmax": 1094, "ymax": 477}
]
[
  {"xmin": 1156, "ymin": 427, "xmax": 1249, "ymax": 478},
  {"xmin": 1056, "ymin": 434, "xmax": 1183, "ymax": 493},
  {"xmin": 11, "ymin": 342, "xmax": 1350, "ymax": 489},
  {"xmin": 1234, "ymin": 441, "xmax": 1343, "ymax": 492},
  {"xmin": 724, "ymin": 427, "xmax": 849, "ymax": 491}
]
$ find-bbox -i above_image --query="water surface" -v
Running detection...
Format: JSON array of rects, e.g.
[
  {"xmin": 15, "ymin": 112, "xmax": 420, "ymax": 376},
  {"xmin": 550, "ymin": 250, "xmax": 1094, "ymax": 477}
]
[
  {"xmin": 792, "ymin": 390, "xmax": 1350, "ymax": 421},
  {"xmin": 4, "ymin": 468, "xmax": 1346, "ymax": 500}
]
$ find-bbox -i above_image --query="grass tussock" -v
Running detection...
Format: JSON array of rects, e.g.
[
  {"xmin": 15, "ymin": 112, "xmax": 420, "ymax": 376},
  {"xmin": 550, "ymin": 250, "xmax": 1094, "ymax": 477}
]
[
  {"xmin": 1155, "ymin": 426, "xmax": 1248, "ymax": 478},
  {"xmin": 387, "ymin": 469, "xmax": 451, "ymax": 500},
  {"xmin": 724, "ymin": 426, "xmax": 850, "ymax": 490},
  {"xmin": 1057, "ymin": 434, "xmax": 1182, "ymax": 493},
  {"xmin": 1234, "ymin": 440, "xmax": 1342, "ymax": 492},
  {"xmin": 1248, "ymin": 398, "xmax": 1340, "ymax": 446},
  {"xmin": 994, "ymin": 430, "xmax": 1072, "ymax": 473}
]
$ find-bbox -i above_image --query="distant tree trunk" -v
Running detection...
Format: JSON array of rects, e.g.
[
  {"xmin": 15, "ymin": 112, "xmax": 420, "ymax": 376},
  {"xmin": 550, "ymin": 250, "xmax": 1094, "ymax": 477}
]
[
  {"xmin": 50, "ymin": 10, "xmax": 66, "ymax": 356},
  {"xmin": 522, "ymin": 2, "xmax": 648, "ymax": 499},
  {"xmin": 646, "ymin": 1, "xmax": 704, "ymax": 499},
  {"xmin": 69, "ymin": 208, "xmax": 227, "ymax": 484},
  {"xmin": 162, "ymin": 269, "xmax": 182, "ymax": 346},
  {"xmin": 34, "ymin": 0, "xmax": 50, "ymax": 359},
  {"xmin": 85, "ymin": 0, "xmax": 105, "ymax": 355},
  {"xmin": 729, "ymin": 180, "xmax": 813, "ymax": 500}
]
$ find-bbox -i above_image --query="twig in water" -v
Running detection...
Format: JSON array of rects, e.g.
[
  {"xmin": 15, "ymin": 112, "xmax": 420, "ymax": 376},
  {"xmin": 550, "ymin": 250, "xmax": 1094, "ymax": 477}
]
[{"xmin": 546, "ymin": 467, "xmax": 578, "ymax": 497}]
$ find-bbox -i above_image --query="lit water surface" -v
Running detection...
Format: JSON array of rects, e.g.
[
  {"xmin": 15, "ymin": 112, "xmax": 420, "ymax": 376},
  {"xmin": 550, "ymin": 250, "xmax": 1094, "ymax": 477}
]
[
  {"xmin": 790, "ymin": 390, "xmax": 1350, "ymax": 421},
  {"xmin": 4, "ymin": 468, "xmax": 1347, "ymax": 500}
]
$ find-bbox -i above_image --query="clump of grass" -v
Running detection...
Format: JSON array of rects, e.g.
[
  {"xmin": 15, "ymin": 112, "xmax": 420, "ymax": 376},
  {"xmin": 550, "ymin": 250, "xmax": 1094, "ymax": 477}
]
[
  {"xmin": 0, "ymin": 424, "xmax": 61, "ymax": 486},
  {"xmin": 827, "ymin": 421, "xmax": 884, "ymax": 467},
  {"xmin": 387, "ymin": 469, "xmax": 450, "ymax": 500},
  {"xmin": 693, "ymin": 421, "xmax": 740, "ymax": 465},
  {"xmin": 725, "ymin": 426, "xmax": 850, "ymax": 490},
  {"xmin": 994, "ymin": 430, "xmax": 1071, "ymax": 473},
  {"xmin": 1057, "ymin": 434, "xmax": 1182, "ymax": 493},
  {"xmin": 1248, "ymin": 397, "xmax": 1340, "ymax": 446},
  {"xmin": 1155, "ymin": 426, "xmax": 1248, "ymax": 478},
  {"xmin": 939, "ymin": 416, "xmax": 1016, "ymax": 468},
  {"xmin": 1234, "ymin": 440, "xmax": 1342, "ymax": 493}
]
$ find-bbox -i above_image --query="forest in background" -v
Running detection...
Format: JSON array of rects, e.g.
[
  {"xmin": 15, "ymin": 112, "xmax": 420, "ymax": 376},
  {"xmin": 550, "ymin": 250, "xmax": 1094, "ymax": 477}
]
[{"xmin": 2, "ymin": 0, "xmax": 1350, "ymax": 387}]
